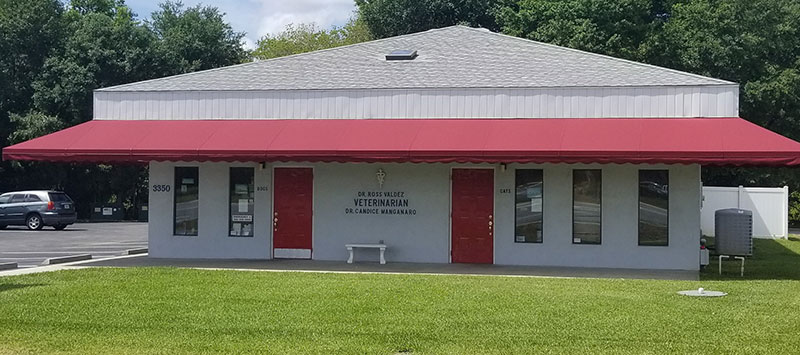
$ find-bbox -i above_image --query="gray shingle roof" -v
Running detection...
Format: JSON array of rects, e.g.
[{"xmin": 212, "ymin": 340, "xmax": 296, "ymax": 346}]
[{"xmin": 98, "ymin": 25, "xmax": 734, "ymax": 92}]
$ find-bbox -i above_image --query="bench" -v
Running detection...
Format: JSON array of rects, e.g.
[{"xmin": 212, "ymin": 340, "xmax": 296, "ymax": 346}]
[{"xmin": 346, "ymin": 243, "xmax": 386, "ymax": 264}]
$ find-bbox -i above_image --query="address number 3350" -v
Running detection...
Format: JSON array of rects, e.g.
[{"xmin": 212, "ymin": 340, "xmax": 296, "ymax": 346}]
[{"xmin": 152, "ymin": 184, "xmax": 171, "ymax": 192}]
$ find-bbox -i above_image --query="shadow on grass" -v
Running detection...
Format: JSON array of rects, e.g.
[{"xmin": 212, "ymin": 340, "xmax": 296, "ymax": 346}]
[
  {"xmin": 701, "ymin": 236, "xmax": 800, "ymax": 281},
  {"xmin": 0, "ymin": 283, "xmax": 45, "ymax": 293}
]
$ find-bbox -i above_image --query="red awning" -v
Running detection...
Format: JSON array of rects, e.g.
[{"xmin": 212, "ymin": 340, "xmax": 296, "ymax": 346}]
[{"xmin": 4, "ymin": 118, "xmax": 800, "ymax": 166}]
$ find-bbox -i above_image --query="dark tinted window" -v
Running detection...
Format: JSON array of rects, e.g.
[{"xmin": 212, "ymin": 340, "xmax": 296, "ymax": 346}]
[
  {"xmin": 48, "ymin": 193, "xmax": 72, "ymax": 202},
  {"xmin": 515, "ymin": 169, "xmax": 543, "ymax": 243},
  {"xmin": 174, "ymin": 167, "xmax": 199, "ymax": 236},
  {"xmin": 10, "ymin": 194, "xmax": 26, "ymax": 203},
  {"xmin": 639, "ymin": 170, "xmax": 669, "ymax": 246},
  {"xmin": 26, "ymin": 194, "xmax": 42, "ymax": 202},
  {"xmin": 573, "ymin": 170, "xmax": 601, "ymax": 244}
]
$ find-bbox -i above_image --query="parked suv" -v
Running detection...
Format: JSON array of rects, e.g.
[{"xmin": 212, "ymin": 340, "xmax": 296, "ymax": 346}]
[{"xmin": 0, "ymin": 191, "xmax": 77, "ymax": 230}]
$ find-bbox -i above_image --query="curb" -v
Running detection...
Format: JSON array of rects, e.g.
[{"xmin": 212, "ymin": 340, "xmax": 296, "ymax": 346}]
[
  {"xmin": 44, "ymin": 254, "xmax": 92, "ymax": 265},
  {"xmin": 1, "ymin": 254, "xmax": 146, "ymax": 277},
  {"xmin": 126, "ymin": 248, "xmax": 148, "ymax": 255},
  {"xmin": 0, "ymin": 262, "xmax": 17, "ymax": 271}
]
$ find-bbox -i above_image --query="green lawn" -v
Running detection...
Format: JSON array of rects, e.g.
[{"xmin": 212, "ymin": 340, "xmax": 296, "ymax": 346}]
[
  {"xmin": 2, "ymin": 240, "xmax": 800, "ymax": 354},
  {"xmin": 702, "ymin": 236, "xmax": 800, "ymax": 280}
]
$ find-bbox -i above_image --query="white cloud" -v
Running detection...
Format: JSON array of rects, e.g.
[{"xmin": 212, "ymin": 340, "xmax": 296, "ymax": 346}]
[
  {"xmin": 129, "ymin": 0, "xmax": 357, "ymax": 44},
  {"xmin": 241, "ymin": 36, "xmax": 258, "ymax": 51},
  {"xmin": 252, "ymin": 0, "xmax": 356, "ymax": 38}
]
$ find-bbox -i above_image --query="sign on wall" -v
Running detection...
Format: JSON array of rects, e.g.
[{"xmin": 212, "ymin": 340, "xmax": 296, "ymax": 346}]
[{"xmin": 345, "ymin": 191, "xmax": 417, "ymax": 216}]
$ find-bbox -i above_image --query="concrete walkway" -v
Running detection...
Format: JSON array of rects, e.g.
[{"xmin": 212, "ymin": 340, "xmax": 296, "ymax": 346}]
[{"xmin": 74, "ymin": 255, "xmax": 698, "ymax": 280}]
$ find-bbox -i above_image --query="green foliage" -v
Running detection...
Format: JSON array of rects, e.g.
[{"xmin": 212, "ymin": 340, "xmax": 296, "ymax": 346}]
[
  {"xmin": 7, "ymin": 112, "xmax": 65, "ymax": 144},
  {"xmin": 252, "ymin": 17, "xmax": 372, "ymax": 60},
  {"xmin": 497, "ymin": 0, "xmax": 656, "ymax": 60},
  {"xmin": 0, "ymin": 0, "xmax": 246, "ymax": 219},
  {"xmin": 149, "ymin": 1, "xmax": 247, "ymax": 73},
  {"xmin": 645, "ymin": 0, "xmax": 800, "ymax": 128},
  {"xmin": 33, "ymin": 1, "xmax": 158, "ymax": 126},
  {"xmin": 0, "ymin": 0, "xmax": 64, "ymax": 146},
  {"xmin": 494, "ymin": 0, "xmax": 800, "ymax": 213},
  {"xmin": 645, "ymin": 0, "xmax": 800, "ymax": 202},
  {"xmin": 67, "ymin": 0, "xmax": 127, "ymax": 16},
  {"xmin": 790, "ymin": 191, "xmax": 800, "ymax": 226},
  {"xmin": 356, "ymin": 0, "xmax": 501, "ymax": 39}
]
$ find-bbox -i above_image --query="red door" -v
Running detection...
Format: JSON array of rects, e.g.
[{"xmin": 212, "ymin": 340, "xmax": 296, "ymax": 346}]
[
  {"xmin": 273, "ymin": 168, "xmax": 313, "ymax": 259},
  {"xmin": 451, "ymin": 169, "xmax": 494, "ymax": 264}
]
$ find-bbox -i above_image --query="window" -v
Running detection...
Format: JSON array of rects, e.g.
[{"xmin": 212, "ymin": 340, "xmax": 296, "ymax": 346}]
[
  {"xmin": 573, "ymin": 169, "xmax": 601, "ymax": 244},
  {"xmin": 10, "ymin": 194, "xmax": 26, "ymax": 203},
  {"xmin": 48, "ymin": 192, "xmax": 72, "ymax": 202},
  {"xmin": 26, "ymin": 194, "xmax": 42, "ymax": 202},
  {"xmin": 0, "ymin": 195, "xmax": 9, "ymax": 204},
  {"xmin": 639, "ymin": 170, "xmax": 669, "ymax": 246},
  {"xmin": 229, "ymin": 167, "xmax": 255, "ymax": 237},
  {"xmin": 515, "ymin": 169, "xmax": 543, "ymax": 243},
  {"xmin": 174, "ymin": 167, "xmax": 199, "ymax": 236}
]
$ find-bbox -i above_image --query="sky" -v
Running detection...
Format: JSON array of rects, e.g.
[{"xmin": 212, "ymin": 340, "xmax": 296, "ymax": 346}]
[{"xmin": 126, "ymin": 0, "xmax": 357, "ymax": 50}]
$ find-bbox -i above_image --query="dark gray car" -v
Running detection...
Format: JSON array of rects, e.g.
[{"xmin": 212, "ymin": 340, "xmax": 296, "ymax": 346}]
[{"xmin": 0, "ymin": 191, "xmax": 77, "ymax": 230}]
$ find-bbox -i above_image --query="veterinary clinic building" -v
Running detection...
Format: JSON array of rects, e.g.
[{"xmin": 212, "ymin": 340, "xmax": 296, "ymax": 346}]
[{"xmin": 5, "ymin": 26, "xmax": 800, "ymax": 270}]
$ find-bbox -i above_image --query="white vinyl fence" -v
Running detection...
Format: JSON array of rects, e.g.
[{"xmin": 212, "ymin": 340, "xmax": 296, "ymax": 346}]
[{"xmin": 701, "ymin": 186, "xmax": 789, "ymax": 239}]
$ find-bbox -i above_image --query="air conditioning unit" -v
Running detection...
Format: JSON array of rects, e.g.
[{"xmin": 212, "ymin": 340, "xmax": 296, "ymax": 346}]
[{"xmin": 714, "ymin": 208, "xmax": 753, "ymax": 256}]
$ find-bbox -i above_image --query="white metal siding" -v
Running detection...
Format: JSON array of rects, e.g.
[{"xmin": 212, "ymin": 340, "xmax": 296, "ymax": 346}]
[{"xmin": 94, "ymin": 85, "xmax": 739, "ymax": 120}]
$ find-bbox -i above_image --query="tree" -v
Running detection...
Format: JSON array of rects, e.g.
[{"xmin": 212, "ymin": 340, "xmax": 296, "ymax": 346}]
[
  {"xmin": 7, "ymin": 112, "xmax": 65, "ymax": 144},
  {"xmin": 252, "ymin": 17, "xmax": 371, "ymax": 60},
  {"xmin": 496, "ymin": 0, "xmax": 657, "ymax": 60},
  {"xmin": 0, "ymin": 0, "xmax": 64, "ymax": 147},
  {"xmin": 355, "ymin": 0, "xmax": 501, "ymax": 39},
  {"xmin": 149, "ymin": 1, "xmax": 247, "ymax": 74},
  {"xmin": 641, "ymin": 0, "xmax": 800, "ymax": 196},
  {"xmin": 1, "ymin": 0, "xmax": 250, "ymax": 219},
  {"xmin": 31, "ymin": 1, "xmax": 159, "ymax": 126},
  {"xmin": 644, "ymin": 0, "xmax": 800, "ymax": 134}
]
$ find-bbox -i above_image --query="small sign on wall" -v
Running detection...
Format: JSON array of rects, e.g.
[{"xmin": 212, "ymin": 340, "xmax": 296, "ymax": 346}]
[{"xmin": 231, "ymin": 215, "xmax": 253, "ymax": 222}]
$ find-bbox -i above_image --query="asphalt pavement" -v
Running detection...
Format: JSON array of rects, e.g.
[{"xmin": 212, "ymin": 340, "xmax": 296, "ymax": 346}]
[{"xmin": 0, "ymin": 222, "xmax": 147, "ymax": 268}]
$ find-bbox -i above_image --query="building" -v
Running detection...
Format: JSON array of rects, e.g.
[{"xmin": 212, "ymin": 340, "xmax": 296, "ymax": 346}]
[{"xmin": 5, "ymin": 26, "xmax": 800, "ymax": 270}]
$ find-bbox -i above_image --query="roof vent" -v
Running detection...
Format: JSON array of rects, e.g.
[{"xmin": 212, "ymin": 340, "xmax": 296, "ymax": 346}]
[{"xmin": 386, "ymin": 50, "xmax": 418, "ymax": 61}]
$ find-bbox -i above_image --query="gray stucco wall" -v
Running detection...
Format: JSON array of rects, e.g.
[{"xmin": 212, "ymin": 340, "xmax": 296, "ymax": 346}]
[
  {"xmin": 147, "ymin": 161, "xmax": 701, "ymax": 270},
  {"xmin": 313, "ymin": 163, "xmax": 452, "ymax": 263},
  {"xmin": 494, "ymin": 163, "xmax": 700, "ymax": 270},
  {"xmin": 148, "ymin": 161, "xmax": 272, "ymax": 259}
]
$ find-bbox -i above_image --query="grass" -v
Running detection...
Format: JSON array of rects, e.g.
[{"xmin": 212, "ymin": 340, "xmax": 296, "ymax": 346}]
[
  {"xmin": 701, "ymin": 236, "xmax": 800, "ymax": 280},
  {"xmin": 1, "ymin": 240, "xmax": 800, "ymax": 354}
]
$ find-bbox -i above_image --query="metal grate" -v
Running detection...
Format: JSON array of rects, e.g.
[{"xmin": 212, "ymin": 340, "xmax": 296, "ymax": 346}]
[{"xmin": 715, "ymin": 208, "xmax": 753, "ymax": 256}]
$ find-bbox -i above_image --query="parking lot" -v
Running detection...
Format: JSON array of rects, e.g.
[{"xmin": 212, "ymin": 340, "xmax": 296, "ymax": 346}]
[{"xmin": 0, "ymin": 222, "xmax": 147, "ymax": 268}]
